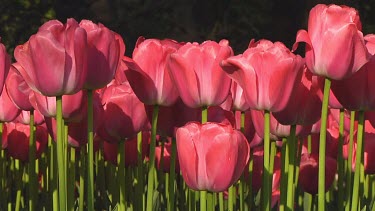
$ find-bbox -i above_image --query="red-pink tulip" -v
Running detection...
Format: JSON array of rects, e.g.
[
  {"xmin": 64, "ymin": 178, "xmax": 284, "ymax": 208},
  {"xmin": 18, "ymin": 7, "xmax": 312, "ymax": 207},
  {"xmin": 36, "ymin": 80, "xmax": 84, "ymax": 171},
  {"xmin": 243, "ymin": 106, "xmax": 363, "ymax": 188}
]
[
  {"xmin": 14, "ymin": 18, "xmax": 88, "ymax": 96},
  {"xmin": 231, "ymin": 80, "xmax": 250, "ymax": 112},
  {"xmin": 79, "ymin": 20, "xmax": 121, "ymax": 90},
  {"xmin": 101, "ymin": 82, "xmax": 148, "ymax": 142},
  {"xmin": 6, "ymin": 63, "xmax": 34, "ymax": 111},
  {"xmin": 176, "ymin": 122, "xmax": 249, "ymax": 192},
  {"xmin": 15, "ymin": 110, "xmax": 45, "ymax": 126},
  {"xmin": 330, "ymin": 34, "xmax": 375, "ymax": 111},
  {"xmin": 298, "ymin": 153, "xmax": 337, "ymax": 194},
  {"xmin": 0, "ymin": 40, "xmax": 10, "ymax": 95},
  {"xmin": 123, "ymin": 37, "xmax": 182, "ymax": 106},
  {"xmin": 0, "ymin": 86, "xmax": 21, "ymax": 122},
  {"xmin": 2, "ymin": 122, "xmax": 48, "ymax": 162},
  {"xmin": 168, "ymin": 40, "xmax": 233, "ymax": 108},
  {"xmin": 155, "ymin": 140, "xmax": 179, "ymax": 173},
  {"xmin": 29, "ymin": 90, "xmax": 86, "ymax": 122},
  {"xmin": 293, "ymin": 4, "xmax": 370, "ymax": 80},
  {"xmin": 221, "ymin": 39, "xmax": 304, "ymax": 112}
]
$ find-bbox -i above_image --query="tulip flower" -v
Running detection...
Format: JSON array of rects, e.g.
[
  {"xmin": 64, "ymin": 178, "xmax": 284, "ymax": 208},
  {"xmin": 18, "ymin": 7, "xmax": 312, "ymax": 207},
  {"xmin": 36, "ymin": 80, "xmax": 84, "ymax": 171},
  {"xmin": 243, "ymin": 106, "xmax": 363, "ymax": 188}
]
[
  {"xmin": 15, "ymin": 110, "xmax": 45, "ymax": 126},
  {"xmin": 2, "ymin": 122, "xmax": 48, "ymax": 162},
  {"xmin": 0, "ymin": 85, "xmax": 21, "ymax": 122},
  {"xmin": 176, "ymin": 122, "xmax": 249, "ymax": 192},
  {"xmin": 155, "ymin": 140, "xmax": 180, "ymax": 173},
  {"xmin": 231, "ymin": 80, "xmax": 250, "ymax": 112},
  {"xmin": 298, "ymin": 153, "xmax": 337, "ymax": 194},
  {"xmin": 101, "ymin": 82, "xmax": 148, "ymax": 142},
  {"xmin": 6, "ymin": 63, "xmax": 34, "ymax": 111},
  {"xmin": 123, "ymin": 37, "xmax": 182, "ymax": 106},
  {"xmin": 0, "ymin": 41, "xmax": 10, "ymax": 95},
  {"xmin": 14, "ymin": 18, "xmax": 88, "ymax": 96},
  {"xmin": 168, "ymin": 40, "xmax": 233, "ymax": 108},
  {"xmin": 293, "ymin": 4, "xmax": 370, "ymax": 80}
]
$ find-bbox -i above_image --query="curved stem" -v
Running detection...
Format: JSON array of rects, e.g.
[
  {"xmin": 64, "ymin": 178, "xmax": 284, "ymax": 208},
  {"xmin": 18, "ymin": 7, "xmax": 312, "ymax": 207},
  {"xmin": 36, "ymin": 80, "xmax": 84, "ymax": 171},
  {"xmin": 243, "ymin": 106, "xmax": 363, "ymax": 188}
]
[
  {"xmin": 56, "ymin": 95, "xmax": 67, "ymax": 211},
  {"xmin": 146, "ymin": 105, "xmax": 159, "ymax": 211},
  {"xmin": 87, "ymin": 89, "xmax": 94, "ymax": 211},
  {"xmin": 262, "ymin": 110, "xmax": 271, "ymax": 211},
  {"xmin": 28, "ymin": 110, "xmax": 36, "ymax": 211},
  {"xmin": 318, "ymin": 78, "xmax": 331, "ymax": 211},
  {"xmin": 351, "ymin": 110, "xmax": 365, "ymax": 211}
]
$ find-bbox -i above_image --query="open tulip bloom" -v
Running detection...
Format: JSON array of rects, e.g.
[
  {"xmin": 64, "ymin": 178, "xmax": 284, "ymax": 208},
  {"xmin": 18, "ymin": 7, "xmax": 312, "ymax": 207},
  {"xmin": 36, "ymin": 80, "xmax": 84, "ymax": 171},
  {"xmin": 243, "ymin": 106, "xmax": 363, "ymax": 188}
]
[{"xmin": 3, "ymin": 3, "xmax": 375, "ymax": 211}]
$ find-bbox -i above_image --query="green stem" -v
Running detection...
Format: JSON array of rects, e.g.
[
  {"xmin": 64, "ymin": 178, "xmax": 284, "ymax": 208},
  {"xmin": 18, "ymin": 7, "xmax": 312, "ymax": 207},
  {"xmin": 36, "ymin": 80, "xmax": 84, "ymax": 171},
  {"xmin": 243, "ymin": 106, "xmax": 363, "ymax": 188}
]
[
  {"xmin": 146, "ymin": 105, "xmax": 159, "ymax": 211},
  {"xmin": 337, "ymin": 108, "xmax": 345, "ymax": 211},
  {"xmin": 28, "ymin": 110, "xmax": 36, "ymax": 211},
  {"xmin": 79, "ymin": 147, "xmax": 86, "ymax": 211},
  {"xmin": 49, "ymin": 135, "xmax": 58, "ymax": 211},
  {"xmin": 286, "ymin": 125, "xmax": 297, "ymax": 210},
  {"xmin": 262, "ymin": 110, "xmax": 271, "ymax": 211},
  {"xmin": 119, "ymin": 140, "xmax": 126, "ymax": 211},
  {"xmin": 304, "ymin": 192, "xmax": 313, "ymax": 211},
  {"xmin": 279, "ymin": 138, "xmax": 288, "ymax": 211},
  {"xmin": 87, "ymin": 90, "xmax": 94, "ymax": 211},
  {"xmin": 67, "ymin": 147, "xmax": 76, "ymax": 211},
  {"xmin": 56, "ymin": 95, "xmax": 67, "ymax": 211},
  {"xmin": 228, "ymin": 185, "xmax": 234, "ymax": 211},
  {"xmin": 318, "ymin": 78, "xmax": 331, "ymax": 211},
  {"xmin": 239, "ymin": 112, "xmax": 245, "ymax": 211},
  {"xmin": 247, "ymin": 149, "xmax": 254, "ymax": 210},
  {"xmin": 269, "ymin": 141, "xmax": 276, "ymax": 204},
  {"xmin": 137, "ymin": 132, "xmax": 145, "ymax": 211},
  {"xmin": 207, "ymin": 192, "xmax": 213, "ymax": 211},
  {"xmin": 15, "ymin": 160, "xmax": 22, "ymax": 211},
  {"xmin": 168, "ymin": 137, "xmax": 177, "ymax": 211},
  {"xmin": 351, "ymin": 110, "xmax": 365, "ymax": 211},
  {"xmin": 219, "ymin": 192, "xmax": 224, "ymax": 211},
  {"xmin": 294, "ymin": 138, "xmax": 303, "ymax": 186},
  {"xmin": 345, "ymin": 111, "xmax": 356, "ymax": 211},
  {"xmin": 200, "ymin": 191, "xmax": 207, "ymax": 211}
]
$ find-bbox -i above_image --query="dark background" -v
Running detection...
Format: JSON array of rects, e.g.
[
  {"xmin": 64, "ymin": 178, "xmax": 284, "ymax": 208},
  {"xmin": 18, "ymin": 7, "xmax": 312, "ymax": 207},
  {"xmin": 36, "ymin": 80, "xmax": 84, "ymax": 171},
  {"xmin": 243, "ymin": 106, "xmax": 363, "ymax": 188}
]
[{"xmin": 1, "ymin": 0, "xmax": 374, "ymax": 59}]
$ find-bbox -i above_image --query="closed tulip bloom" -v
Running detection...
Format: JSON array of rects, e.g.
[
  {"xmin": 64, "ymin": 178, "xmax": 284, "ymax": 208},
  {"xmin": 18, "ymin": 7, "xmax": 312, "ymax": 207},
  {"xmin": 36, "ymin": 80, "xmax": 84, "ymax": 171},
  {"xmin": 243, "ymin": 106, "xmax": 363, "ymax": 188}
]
[
  {"xmin": 14, "ymin": 18, "xmax": 88, "ymax": 96},
  {"xmin": 330, "ymin": 34, "xmax": 375, "ymax": 111},
  {"xmin": 0, "ymin": 86, "xmax": 21, "ymax": 122},
  {"xmin": 6, "ymin": 63, "xmax": 34, "ymax": 111},
  {"xmin": 29, "ymin": 90, "xmax": 86, "ymax": 122},
  {"xmin": 0, "ymin": 40, "xmax": 10, "ymax": 95},
  {"xmin": 294, "ymin": 4, "xmax": 370, "ymax": 80},
  {"xmin": 298, "ymin": 153, "xmax": 337, "ymax": 194},
  {"xmin": 176, "ymin": 122, "xmax": 249, "ymax": 192},
  {"xmin": 16, "ymin": 110, "xmax": 45, "ymax": 126},
  {"xmin": 123, "ymin": 37, "xmax": 182, "ymax": 106},
  {"xmin": 101, "ymin": 82, "xmax": 148, "ymax": 142},
  {"xmin": 168, "ymin": 40, "xmax": 233, "ymax": 108},
  {"xmin": 221, "ymin": 39, "xmax": 304, "ymax": 112},
  {"xmin": 2, "ymin": 122, "xmax": 48, "ymax": 162},
  {"xmin": 80, "ymin": 20, "xmax": 121, "ymax": 90}
]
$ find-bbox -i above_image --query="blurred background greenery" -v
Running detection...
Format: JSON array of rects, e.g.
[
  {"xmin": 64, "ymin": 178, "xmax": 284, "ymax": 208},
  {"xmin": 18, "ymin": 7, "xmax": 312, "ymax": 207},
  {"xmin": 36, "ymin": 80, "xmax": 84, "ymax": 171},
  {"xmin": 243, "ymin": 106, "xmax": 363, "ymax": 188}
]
[{"xmin": 1, "ymin": 0, "xmax": 374, "ymax": 59}]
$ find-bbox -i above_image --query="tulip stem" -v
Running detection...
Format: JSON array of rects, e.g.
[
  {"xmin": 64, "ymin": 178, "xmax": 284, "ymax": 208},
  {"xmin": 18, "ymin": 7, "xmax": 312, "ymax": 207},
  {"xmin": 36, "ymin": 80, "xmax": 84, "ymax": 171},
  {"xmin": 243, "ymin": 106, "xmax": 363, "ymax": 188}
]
[
  {"xmin": 49, "ymin": 135, "xmax": 58, "ymax": 211},
  {"xmin": 137, "ymin": 131, "xmax": 145, "ymax": 211},
  {"xmin": 228, "ymin": 185, "xmax": 234, "ymax": 211},
  {"xmin": 247, "ymin": 149, "xmax": 254, "ymax": 210},
  {"xmin": 79, "ymin": 146, "xmax": 86, "ymax": 211},
  {"xmin": 68, "ymin": 147, "xmax": 76, "ymax": 211},
  {"xmin": 262, "ymin": 110, "xmax": 271, "ymax": 211},
  {"xmin": 168, "ymin": 137, "xmax": 177, "ymax": 211},
  {"xmin": 56, "ymin": 95, "xmax": 67, "ymax": 211},
  {"xmin": 286, "ymin": 125, "xmax": 297, "ymax": 210},
  {"xmin": 146, "ymin": 105, "xmax": 159, "ymax": 211},
  {"xmin": 345, "ymin": 111, "xmax": 356, "ymax": 211},
  {"xmin": 119, "ymin": 140, "xmax": 126, "ymax": 211},
  {"xmin": 279, "ymin": 138, "xmax": 288, "ymax": 211},
  {"xmin": 318, "ymin": 77, "xmax": 331, "ymax": 211},
  {"xmin": 219, "ymin": 192, "xmax": 224, "ymax": 211},
  {"xmin": 337, "ymin": 109, "xmax": 345, "ymax": 211},
  {"xmin": 86, "ymin": 89, "xmax": 95, "ymax": 211},
  {"xmin": 200, "ymin": 191, "xmax": 207, "ymax": 211},
  {"xmin": 28, "ymin": 110, "xmax": 36, "ymax": 211},
  {"xmin": 239, "ymin": 112, "xmax": 245, "ymax": 211},
  {"xmin": 15, "ymin": 159, "xmax": 22, "ymax": 211},
  {"xmin": 351, "ymin": 110, "xmax": 365, "ymax": 211}
]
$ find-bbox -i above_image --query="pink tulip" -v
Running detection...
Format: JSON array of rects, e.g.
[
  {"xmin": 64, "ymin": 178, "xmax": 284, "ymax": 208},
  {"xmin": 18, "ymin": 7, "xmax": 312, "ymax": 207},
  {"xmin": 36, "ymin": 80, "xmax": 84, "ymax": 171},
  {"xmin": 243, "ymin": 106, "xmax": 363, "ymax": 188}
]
[
  {"xmin": 231, "ymin": 80, "xmax": 250, "ymax": 112},
  {"xmin": 0, "ymin": 40, "xmax": 10, "ymax": 95},
  {"xmin": 14, "ymin": 18, "xmax": 88, "ymax": 96},
  {"xmin": 273, "ymin": 66, "xmax": 322, "ymax": 125},
  {"xmin": 221, "ymin": 39, "xmax": 304, "ymax": 112},
  {"xmin": 6, "ymin": 63, "xmax": 34, "ymax": 111},
  {"xmin": 123, "ymin": 37, "xmax": 182, "ymax": 106},
  {"xmin": 0, "ymin": 85, "xmax": 21, "ymax": 122},
  {"xmin": 155, "ymin": 139, "xmax": 179, "ymax": 173},
  {"xmin": 330, "ymin": 34, "xmax": 375, "ymax": 111},
  {"xmin": 79, "ymin": 20, "xmax": 122, "ymax": 90},
  {"xmin": 298, "ymin": 153, "xmax": 337, "ymax": 194},
  {"xmin": 176, "ymin": 122, "xmax": 249, "ymax": 192},
  {"xmin": 2, "ymin": 122, "xmax": 48, "ymax": 162},
  {"xmin": 15, "ymin": 110, "xmax": 45, "ymax": 126},
  {"xmin": 293, "ymin": 4, "xmax": 370, "ymax": 80},
  {"xmin": 168, "ymin": 40, "xmax": 233, "ymax": 108},
  {"xmin": 101, "ymin": 82, "xmax": 148, "ymax": 142}
]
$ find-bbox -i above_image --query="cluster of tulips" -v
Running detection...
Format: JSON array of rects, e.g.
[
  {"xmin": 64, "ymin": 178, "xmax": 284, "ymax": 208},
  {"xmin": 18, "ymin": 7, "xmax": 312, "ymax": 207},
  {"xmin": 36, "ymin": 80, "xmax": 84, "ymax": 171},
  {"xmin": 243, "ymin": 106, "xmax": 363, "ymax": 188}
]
[{"xmin": 0, "ymin": 3, "xmax": 374, "ymax": 211}]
